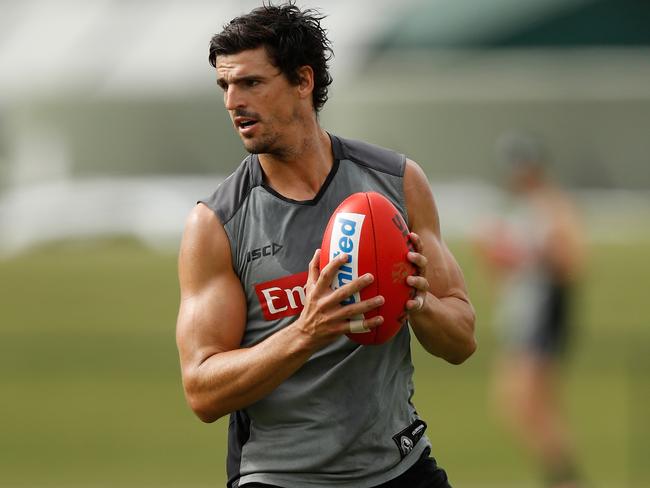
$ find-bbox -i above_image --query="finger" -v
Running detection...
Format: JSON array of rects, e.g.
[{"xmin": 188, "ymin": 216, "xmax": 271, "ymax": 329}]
[
  {"xmin": 406, "ymin": 294, "xmax": 425, "ymax": 312},
  {"xmin": 406, "ymin": 275, "xmax": 429, "ymax": 292},
  {"xmin": 406, "ymin": 274, "xmax": 428, "ymax": 313},
  {"xmin": 407, "ymin": 251, "xmax": 428, "ymax": 271},
  {"xmin": 314, "ymin": 253, "xmax": 350, "ymax": 293},
  {"xmin": 324, "ymin": 272, "xmax": 375, "ymax": 307},
  {"xmin": 306, "ymin": 249, "xmax": 321, "ymax": 288},
  {"xmin": 330, "ymin": 294, "xmax": 384, "ymax": 320},
  {"xmin": 348, "ymin": 315, "xmax": 384, "ymax": 333},
  {"xmin": 408, "ymin": 232, "xmax": 423, "ymax": 253},
  {"xmin": 348, "ymin": 318, "xmax": 367, "ymax": 333}
]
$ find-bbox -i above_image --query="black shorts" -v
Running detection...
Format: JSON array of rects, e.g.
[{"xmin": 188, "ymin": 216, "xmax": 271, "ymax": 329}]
[
  {"xmin": 499, "ymin": 280, "xmax": 574, "ymax": 359},
  {"xmin": 530, "ymin": 282, "xmax": 572, "ymax": 358},
  {"xmin": 374, "ymin": 448, "xmax": 452, "ymax": 488},
  {"xmin": 240, "ymin": 448, "xmax": 452, "ymax": 488}
]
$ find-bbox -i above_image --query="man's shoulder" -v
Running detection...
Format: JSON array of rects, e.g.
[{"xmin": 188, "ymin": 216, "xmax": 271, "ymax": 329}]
[
  {"xmin": 199, "ymin": 154, "xmax": 263, "ymax": 226},
  {"xmin": 332, "ymin": 133, "xmax": 406, "ymax": 178}
]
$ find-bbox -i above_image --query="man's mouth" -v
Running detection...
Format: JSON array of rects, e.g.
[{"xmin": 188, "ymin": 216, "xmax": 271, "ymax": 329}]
[{"xmin": 235, "ymin": 117, "xmax": 259, "ymax": 133}]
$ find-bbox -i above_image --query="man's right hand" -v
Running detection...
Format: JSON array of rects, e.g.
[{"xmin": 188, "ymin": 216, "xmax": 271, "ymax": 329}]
[{"xmin": 293, "ymin": 249, "xmax": 384, "ymax": 352}]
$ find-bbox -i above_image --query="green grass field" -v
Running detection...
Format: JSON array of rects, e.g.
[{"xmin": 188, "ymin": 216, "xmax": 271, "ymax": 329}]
[{"xmin": 0, "ymin": 238, "xmax": 648, "ymax": 487}]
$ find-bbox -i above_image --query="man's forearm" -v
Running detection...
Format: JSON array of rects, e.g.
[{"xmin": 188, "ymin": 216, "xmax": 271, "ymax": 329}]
[
  {"xmin": 182, "ymin": 323, "xmax": 314, "ymax": 422},
  {"xmin": 409, "ymin": 293, "xmax": 476, "ymax": 364}
]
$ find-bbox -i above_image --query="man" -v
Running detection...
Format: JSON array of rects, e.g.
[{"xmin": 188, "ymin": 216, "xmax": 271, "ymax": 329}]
[
  {"xmin": 475, "ymin": 131, "xmax": 584, "ymax": 488},
  {"xmin": 176, "ymin": 4, "xmax": 476, "ymax": 487}
]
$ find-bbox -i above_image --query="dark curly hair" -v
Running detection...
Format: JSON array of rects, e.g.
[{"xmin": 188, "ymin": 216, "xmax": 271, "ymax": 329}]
[{"xmin": 208, "ymin": 2, "xmax": 333, "ymax": 113}]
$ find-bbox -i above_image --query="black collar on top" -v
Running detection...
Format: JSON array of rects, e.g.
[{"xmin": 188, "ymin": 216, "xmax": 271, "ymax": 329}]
[{"xmin": 254, "ymin": 132, "xmax": 342, "ymax": 206}]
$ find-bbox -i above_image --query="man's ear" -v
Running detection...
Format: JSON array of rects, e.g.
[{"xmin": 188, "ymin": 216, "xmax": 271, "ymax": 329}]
[{"xmin": 296, "ymin": 65, "xmax": 314, "ymax": 101}]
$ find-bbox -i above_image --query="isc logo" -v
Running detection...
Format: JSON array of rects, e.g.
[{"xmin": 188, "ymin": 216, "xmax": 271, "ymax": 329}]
[
  {"xmin": 328, "ymin": 212, "xmax": 365, "ymax": 313},
  {"xmin": 246, "ymin": 242, "xmax": 283, "ymax": 263}
]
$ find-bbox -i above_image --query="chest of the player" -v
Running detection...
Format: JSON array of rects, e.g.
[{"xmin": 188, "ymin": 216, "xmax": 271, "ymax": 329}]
[{"xmin": 231, "ymin": 198, "xmax": 333, "ymax": 324}]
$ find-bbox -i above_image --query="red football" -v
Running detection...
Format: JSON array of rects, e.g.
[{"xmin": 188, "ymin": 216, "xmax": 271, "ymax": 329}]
[{"xmin": 320, "ymin": 192, "xmax": 417, "ymax": 345}]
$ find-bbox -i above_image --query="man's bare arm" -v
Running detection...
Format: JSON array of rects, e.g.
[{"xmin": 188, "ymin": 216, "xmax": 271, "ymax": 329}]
[
  {"xmin": 543, "ymin": 193, "xmax": 585, "ymax": 283},
  {"xmin": 176, "ymin": 204, "xmax": 383, "ymax": 422},
  {"xmin": 402, "ymin": 159, "xmax": 477, "ymax": 364}
]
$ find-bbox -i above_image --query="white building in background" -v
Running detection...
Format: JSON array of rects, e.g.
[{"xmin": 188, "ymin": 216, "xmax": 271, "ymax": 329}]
[{"xmin": 1, "ymin": 0, "xmax": 649, "ymax": 253}]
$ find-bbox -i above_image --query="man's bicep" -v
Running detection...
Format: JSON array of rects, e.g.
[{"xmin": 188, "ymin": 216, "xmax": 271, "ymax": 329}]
[
  {"xmin": 176, "ymin": 205, "xmax": 247, "ymax": 369},
  {"xmin": 404, "ymin": 159, "xmax": 470, "ymax": 301},
  {"xmin": 177, "ymin": 275, "xmax": 246, "ymax": 366},
  {"xmin": 437, "ymin": 237, "xmax": 471, "ymax": 301},
  {"xmin": 416, "ymin": 225, "xmax": 469, "ymax": 302}
]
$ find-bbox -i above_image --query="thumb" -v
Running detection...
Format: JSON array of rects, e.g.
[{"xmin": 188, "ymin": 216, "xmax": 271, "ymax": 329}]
[{"xmin": 306, "ymin": 249, "xmax": 321, "ymax": 288}]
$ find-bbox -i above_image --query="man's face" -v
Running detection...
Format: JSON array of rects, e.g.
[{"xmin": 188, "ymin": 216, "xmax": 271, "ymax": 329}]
[
  {"xmin": 508, "ymin": 163, "xmax": 542, "ymax": 194},
  {"xmin": 216, "ymin": 47, "xmax": 303, "ymax": 156}
]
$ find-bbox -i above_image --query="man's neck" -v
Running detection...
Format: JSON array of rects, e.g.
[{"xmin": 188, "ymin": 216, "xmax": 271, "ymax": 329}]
[{"xmin": 258, "ymin": 125, "xmax": 334, "ymax": 201}]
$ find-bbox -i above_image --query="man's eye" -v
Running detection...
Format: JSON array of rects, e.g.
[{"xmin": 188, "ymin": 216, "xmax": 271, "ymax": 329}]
[{"xmin": 246, "ymin": 80, "xmax": 259, "ymax": 87}]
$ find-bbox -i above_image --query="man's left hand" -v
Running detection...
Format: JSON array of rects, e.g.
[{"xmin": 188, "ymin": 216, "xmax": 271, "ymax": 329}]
[{"xmin": 405, "ymin": 232, "xmax": 430, "ymax": 314}]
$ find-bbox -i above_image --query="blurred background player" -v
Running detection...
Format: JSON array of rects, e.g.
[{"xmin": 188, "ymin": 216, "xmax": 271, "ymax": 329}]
[{"xmin": 475, "ymin": 131, "xmax": 585, "ymax": 488}]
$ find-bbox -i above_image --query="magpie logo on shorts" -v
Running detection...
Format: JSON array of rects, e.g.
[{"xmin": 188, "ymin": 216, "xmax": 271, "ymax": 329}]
[
  {"xmin": 400, "ymin": 436, "xmax": 414, "ymax": 454},
  {"xmin": 392, "ymin": 419, "xmax": 427, "ymax": 459}
]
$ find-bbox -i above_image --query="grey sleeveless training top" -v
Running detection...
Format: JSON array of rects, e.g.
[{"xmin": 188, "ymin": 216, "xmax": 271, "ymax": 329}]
[{"xmin": 200, "ymin": 134, "xmax": 431, "ymax": 488}]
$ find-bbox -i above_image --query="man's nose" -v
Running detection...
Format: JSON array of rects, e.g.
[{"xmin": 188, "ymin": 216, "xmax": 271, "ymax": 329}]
[{"xmin": 224, "ymin": 85, "xmax": 245, "ymax": 110}]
